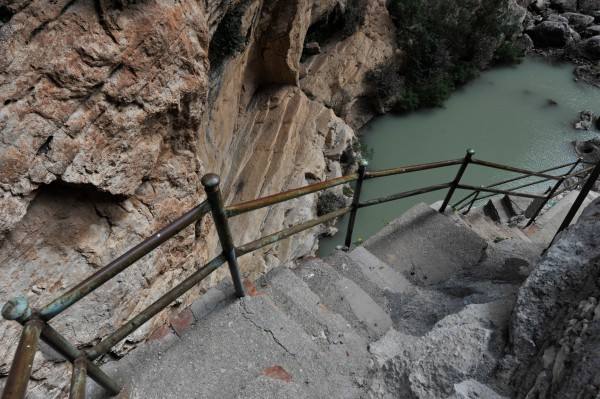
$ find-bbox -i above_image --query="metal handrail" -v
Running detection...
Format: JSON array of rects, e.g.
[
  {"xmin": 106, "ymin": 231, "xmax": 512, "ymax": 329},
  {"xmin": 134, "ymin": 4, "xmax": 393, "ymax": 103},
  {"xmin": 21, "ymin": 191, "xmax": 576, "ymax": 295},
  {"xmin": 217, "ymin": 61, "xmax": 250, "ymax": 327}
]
[
  {"xmin": 452, "ymin": 160, "xmax": 579, "ymax": 209},
  {"xmin": 456, "ymin": 162, "xmax": 595, "ymax": 213},
  {"xmin": 2, "ymin": 150, "xmax": 598, "ymax": 399}
]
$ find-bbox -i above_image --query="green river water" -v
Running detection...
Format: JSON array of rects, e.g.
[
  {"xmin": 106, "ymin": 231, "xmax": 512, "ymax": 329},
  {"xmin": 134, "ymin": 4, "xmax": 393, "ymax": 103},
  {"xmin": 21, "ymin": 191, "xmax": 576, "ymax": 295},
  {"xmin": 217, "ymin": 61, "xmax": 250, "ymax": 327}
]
[{"xmin": 319, "ymin": 57, "xmax": 600, "ymax": 255}]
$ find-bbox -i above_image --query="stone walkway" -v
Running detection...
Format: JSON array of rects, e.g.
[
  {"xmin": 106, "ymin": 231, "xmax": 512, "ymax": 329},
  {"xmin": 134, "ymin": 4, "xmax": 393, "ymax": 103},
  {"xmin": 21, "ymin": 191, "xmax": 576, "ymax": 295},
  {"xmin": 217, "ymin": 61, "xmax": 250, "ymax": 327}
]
[{"xmin": 88, "ymin": 193, "xmax": 590, "ymax": 398}]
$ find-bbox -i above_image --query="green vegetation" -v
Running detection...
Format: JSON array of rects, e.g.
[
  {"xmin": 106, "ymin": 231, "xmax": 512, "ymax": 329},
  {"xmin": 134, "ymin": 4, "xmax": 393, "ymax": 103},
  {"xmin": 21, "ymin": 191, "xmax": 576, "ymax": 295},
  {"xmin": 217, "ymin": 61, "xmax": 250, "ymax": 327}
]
[
  {"xmin": 317, "ymin": 191, "xmax": 347, "ymax": 216},
  {"xmin": 368, "ymin": 0, "xmax": 523, "ymax": 113}
]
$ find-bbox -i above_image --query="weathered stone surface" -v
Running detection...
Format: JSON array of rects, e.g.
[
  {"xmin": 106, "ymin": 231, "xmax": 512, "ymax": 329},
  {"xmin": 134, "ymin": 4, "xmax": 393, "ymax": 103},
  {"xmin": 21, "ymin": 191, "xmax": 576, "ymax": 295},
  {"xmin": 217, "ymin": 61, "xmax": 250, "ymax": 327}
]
[
  {"xmin": 577, "ymin": 34, "xmax": 600, "ymax": 59},
  {"xmin": 0, "ymin": 0, "xmax": 358, "ymax": 396},
  {"xmin": 300, "ymin": 0, "xmax": 397, "ymax": 129},
  {"xmin": 563, "ymin": 12, "xmax": 595, "ymax": 30},
  {"xmin": 550, "ymin": 0, "xmax": 578, "ymax": 12},
  {"xmin": 370, "ymin": 301, "xmax": 515, "ymax": 398},
  {"xmin": 526, "ymin": 20, "xmax": 579, "ymax": 47},
  {"xmin": 502, "ymin": 198, "xmax": 600, "ymax": 399}
]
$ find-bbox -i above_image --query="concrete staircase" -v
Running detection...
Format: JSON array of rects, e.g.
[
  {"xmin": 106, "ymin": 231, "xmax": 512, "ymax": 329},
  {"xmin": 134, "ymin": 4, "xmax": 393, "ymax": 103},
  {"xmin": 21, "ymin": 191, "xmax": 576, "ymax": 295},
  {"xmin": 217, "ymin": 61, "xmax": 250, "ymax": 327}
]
[
  {"xmin": 472, "ymin": 190, "xmax": 600, "ymax": 245},
  {"xmin": 89, "ymin": 198, "xmax": 563, "ymax": 399}
]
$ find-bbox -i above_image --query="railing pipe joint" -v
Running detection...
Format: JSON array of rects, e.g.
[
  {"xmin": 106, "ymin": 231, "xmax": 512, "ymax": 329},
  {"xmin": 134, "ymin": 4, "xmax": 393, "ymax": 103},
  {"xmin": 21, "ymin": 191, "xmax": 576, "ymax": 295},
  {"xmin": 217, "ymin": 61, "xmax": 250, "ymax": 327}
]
[
  {"xmin": 2, "ymin": 297, "xmax": 32, "ymax": 324},
  {"xmin": 439, "ymin": 149, "xmax": 474, "ymax": 213}
]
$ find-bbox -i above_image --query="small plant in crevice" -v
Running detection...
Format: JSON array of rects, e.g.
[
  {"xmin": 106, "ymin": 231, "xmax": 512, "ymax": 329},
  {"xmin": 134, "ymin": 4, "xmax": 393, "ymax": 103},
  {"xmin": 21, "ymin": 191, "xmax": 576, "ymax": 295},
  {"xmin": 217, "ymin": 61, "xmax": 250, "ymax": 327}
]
[
  {"xmin": 317, "ymin": 191, "xmax": 347, "ymax": 216},
  {"xmin": 209, "ymin": 3, "xmax": 250, "ymax": 67},
  {"xmin": 352, "ymin": 140, "xmax": 375, "ymax": 162}
]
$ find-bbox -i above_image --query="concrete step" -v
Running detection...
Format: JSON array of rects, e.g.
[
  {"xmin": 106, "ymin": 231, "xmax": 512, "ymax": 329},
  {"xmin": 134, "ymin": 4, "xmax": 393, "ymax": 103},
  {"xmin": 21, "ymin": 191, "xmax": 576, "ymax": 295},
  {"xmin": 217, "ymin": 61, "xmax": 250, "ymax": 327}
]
[
  {"xmin": 261, "ymin": 266, "xmax": 369, "ymax": 375},
  {"xmin": 462, "ymin": 211, "xmax": 532, "ymax": 243},
  {"xmin": 348, "ymin": 247, "xmax": 414, "ymax": 296},
  {"xmin": 363, "ymin": 203, "xmax": 487, "ymax": 287},
  {"xmin": 504, "ymin": 195, "xmax": 534, "ymax": 217},
  {"xmin": 89, "ymin": 295, "xmax": 360, "ymax": 398},
  {"xmin": 294, "ymin": 258, "xmax": 392, "ymax": 341},
  {"xmin": 527, "ymin": 190, "xmax": 600, "ymax": 245},
  {"xmin": 327, "ymin": 247, "xmax": 471, "ymax": 338},
  {"xmin": 483, "ymin": 197, "xmax": 513, "ymax": 224}
]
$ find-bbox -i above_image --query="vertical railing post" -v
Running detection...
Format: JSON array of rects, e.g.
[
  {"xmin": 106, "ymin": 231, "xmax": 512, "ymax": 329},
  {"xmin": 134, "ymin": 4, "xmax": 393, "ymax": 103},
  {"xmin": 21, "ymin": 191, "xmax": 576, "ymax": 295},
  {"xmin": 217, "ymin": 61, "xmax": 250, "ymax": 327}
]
[
  {"xmin": 439, "ymin": 149, "xmax": 475, "ymax": 213},
  {"xmin": 526, "ymin": 159, "xmax": 581, "ymax": 227},
  {"xmin": 69, "ymin": 357, "xmax": 87, "ymax": 399},
  {"xmin": 344, "ymin": 159, "xmax": 368, "ymax": 250},
  {"xmin": 463, "ymin": 189, "xmax": 481, "ymax": 215},
  {"xmin": 202, "ymin": 174, "xmax": 245, "ymax": 298},
  {"xmin": 552, "ymin": 159, "xmax": 600, "ymax": 242},
  {"xmin": 1, "ymin": 297, "xmax": 41, "ymax": 399}
]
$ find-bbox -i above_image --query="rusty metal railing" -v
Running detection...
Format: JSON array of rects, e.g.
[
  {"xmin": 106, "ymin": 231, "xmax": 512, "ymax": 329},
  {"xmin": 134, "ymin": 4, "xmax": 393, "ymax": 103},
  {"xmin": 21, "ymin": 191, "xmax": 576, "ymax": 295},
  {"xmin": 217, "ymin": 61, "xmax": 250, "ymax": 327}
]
[{"xmin": 2, "ymin": 149, "xmax": 598, "ymax": 399}]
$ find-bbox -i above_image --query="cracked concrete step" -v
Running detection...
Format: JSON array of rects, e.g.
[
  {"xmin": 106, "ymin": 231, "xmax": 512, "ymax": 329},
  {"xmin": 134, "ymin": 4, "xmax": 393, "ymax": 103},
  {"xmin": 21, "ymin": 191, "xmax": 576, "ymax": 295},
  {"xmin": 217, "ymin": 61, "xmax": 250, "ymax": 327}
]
[
  {"xmin": 527, "ymin": 190, "xmax": 600, "ymax": 245},
  {"xmin": 363, "ymin": 203, "xmax": 487, "ymax": 287},
  {"xmin": 261, "ymin": 266, "xmax": 369, "ymax": 375},
  {"xmin": 89, "ymin": 295, "xmax": 361, "ymax": 399},
  {"xmin": 294, "ymin": 258, "xmax": 392, "ymax": 341}
]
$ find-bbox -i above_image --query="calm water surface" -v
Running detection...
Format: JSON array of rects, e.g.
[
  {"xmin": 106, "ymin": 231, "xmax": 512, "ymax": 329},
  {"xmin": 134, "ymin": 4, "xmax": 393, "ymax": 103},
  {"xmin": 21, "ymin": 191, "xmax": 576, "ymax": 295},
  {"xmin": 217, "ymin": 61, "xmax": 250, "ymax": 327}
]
[{"xmin": 319, "ymin": 57, "xmax": 600, "ymax": 255}]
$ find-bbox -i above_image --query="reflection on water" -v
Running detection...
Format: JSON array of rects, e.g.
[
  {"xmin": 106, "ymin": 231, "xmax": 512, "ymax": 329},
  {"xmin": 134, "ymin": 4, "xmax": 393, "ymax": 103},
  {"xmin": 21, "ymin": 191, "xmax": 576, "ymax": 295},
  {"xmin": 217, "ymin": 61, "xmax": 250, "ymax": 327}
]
[{"xmin": 319, "ymin": 57, "xmax": 600, "ymax": 255}]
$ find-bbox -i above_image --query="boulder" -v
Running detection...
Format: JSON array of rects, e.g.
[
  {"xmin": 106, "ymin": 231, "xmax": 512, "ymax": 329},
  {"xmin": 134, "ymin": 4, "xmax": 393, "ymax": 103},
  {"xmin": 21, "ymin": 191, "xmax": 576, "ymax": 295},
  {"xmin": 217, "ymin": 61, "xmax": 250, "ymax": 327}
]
[
  {"xmin": 526, "ymin": 20, "xmax": 579, "ymax": 47},
  {"xmin": 516, "ymin": 33, "xmax": 535, "ymax": 52},
  {"xmin": 547, "ymin": 13, "xmax": 569, "ymax": 23},
  {"xmin": 562, "ymin": 12, "xmax": 595, "ymax": 30},
  {"xmin": 549, "ymin": 0, "xmax": 578, "ymax": 12},
  {"xmin": 577, "ymin": 35, "xmax": 600, "ymax": 59},
  {"xmin": 583, "ymin": 24, "xmax": 600, "ymax": 37},
  {"xmin": 574, "ymin": 138, "xmax": 600, "ymax": 163},
  {"xmin": 529, "ymin": 0, "xmax": 549, "ymax": 13},
  {"xmin": 573, "ymin": 109, "xmax": 595, "ymax": 129},
  {"xmin": 591, "ymin": 10, "xmax": 600, "ymax": 23},
  {"xmin": 579, "ymin": 0, "xmax": 600, "ymax": 13}
]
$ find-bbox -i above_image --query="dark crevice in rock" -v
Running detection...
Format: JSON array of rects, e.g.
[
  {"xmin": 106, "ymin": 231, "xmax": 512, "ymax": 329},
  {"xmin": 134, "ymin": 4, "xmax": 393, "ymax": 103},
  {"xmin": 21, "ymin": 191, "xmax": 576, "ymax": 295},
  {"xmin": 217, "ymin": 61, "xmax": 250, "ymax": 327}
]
[
  {"xmin": 36, "ymin": 135, "xmax": 54, "ymax": 155},
  {"xmin": 46, "ymin": 180, "xmax": 128, "ymax": 203},
  {"xmin": 0, "ymin": 5, "xmax": 15, "ymax": 24},
  {"xmin": 26, "ymin": 0, "xmax": 80, "ymax": 44},
  {"xmin": 208, "ymin": 1, "xmax": 251, "ymax": 69},
  {"xmin": 302, "ymin": 0, "xmax": 367, "ymax": 61},
  {"xmin": 94, "ymin": 0, "xmax": 119, "ymax": 45}
]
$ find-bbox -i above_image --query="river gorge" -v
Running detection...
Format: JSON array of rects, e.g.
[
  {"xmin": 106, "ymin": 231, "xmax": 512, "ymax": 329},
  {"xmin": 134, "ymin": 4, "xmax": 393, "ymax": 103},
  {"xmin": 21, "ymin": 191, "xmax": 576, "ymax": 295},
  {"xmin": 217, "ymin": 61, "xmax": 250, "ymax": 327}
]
[
  {"xmin": 2, "ymin": 0, "xmax": 600, "ymax": 397},
  {"xmin": 321, "ymin": 56, "xmax": 600, "ymax": 254}
]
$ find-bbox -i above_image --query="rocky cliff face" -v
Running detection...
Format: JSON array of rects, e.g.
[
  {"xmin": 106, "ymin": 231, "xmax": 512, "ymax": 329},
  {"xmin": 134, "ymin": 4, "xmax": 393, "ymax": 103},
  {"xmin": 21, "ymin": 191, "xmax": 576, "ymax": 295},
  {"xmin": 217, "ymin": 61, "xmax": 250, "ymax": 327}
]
[
  {"xmin": 0, "ymin": 0, "xmax": 528, "ymax": 396},
  {"xmin": 0, "ymin": 0, "xmax": 393, "ymax": 396},
  {"xmin": 499, "ymin": 198, "xmax": 600, "ymax": 399}
]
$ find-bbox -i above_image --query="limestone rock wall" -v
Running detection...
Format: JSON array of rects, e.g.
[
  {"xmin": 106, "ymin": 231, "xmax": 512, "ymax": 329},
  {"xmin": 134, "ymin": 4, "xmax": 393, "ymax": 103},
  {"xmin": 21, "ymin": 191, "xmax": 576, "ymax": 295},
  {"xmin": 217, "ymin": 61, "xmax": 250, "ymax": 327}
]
[
  {"xmin": 501, "ymin": 198, "xmax": 600, "ymax": 399},
  {"xmin": 0, "ymin": 0, "xmax": 393, "ymax": 396},
  {"xmin": 0, "ymin": 0, "xmax": 530, "ymax": 396}
]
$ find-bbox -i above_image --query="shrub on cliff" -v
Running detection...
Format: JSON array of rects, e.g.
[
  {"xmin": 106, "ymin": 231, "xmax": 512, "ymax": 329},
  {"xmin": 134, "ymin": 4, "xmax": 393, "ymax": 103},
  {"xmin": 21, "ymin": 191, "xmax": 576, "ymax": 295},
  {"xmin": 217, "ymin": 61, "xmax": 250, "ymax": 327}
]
[{"xmin": 374, "ymin": 0, "xmax": 522, "ymax": 112}]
